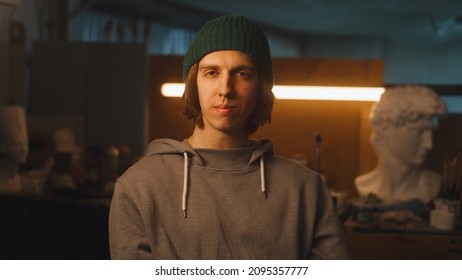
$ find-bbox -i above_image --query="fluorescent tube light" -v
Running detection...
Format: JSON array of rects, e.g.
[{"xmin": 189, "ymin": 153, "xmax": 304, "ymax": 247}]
[
  {"xmin": 273, "ymin": 85, "xmax": 384, "ymax": 101},
  {"xmin": 161, "ymin": 83, "xmax": 384, "ymax": 101},
  {"xmin": 161, "ymin": 83, "xmax": 185, "ymax": 97}
]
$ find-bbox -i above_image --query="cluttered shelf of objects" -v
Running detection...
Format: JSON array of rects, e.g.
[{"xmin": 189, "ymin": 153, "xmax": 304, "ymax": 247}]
[
  {"xmin": 341, "ymin": 195, "xmax": 462, "ymax": 260},
  {"xmin": 0, "ymin": 106, "xmax": 126, "ymax": 259},
  {"xmin": 345, "ymin": 218, "xmax": 462, "ymax": 235},
  {"xmin": 0, "ymin": 135, "xmax": 117, "ymax": 257},
  {"xmin": 344, "ymin": 220, "xmax": 462, "ymax": 260}
]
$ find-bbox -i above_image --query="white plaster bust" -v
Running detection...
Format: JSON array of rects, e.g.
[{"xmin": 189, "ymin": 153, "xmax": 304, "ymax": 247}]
[
  {"xmin": 355, "ymin": 86, "xmax": 447, "ymax": 204},
  {"xmin": 0, "ymin": 106, "xmax": 29, "ymax": 193}
]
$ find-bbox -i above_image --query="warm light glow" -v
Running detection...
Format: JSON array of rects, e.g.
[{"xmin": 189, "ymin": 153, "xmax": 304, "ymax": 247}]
[
  {"xmin": 161, "ymin": 83, "xmax": 384, "ymax": 101},
  {"xmin": 161, "ymin": 83, "xmax": 185, "ymax": 97},
  {"xmin": 273, "ymin": 85, "xmax": 384, "ymax": 101}
]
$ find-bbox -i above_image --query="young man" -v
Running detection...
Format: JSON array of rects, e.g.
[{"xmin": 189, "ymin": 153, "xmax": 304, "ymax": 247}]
[
  {"xmin": 355, "ymin": 85, "xmax": 447, "ymax": 204},
  {"xmin": 109, "ymin": 15, "xmax": 349, "ymax": 259}
]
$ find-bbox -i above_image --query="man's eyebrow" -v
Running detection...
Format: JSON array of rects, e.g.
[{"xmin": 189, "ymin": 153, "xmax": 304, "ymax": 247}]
[
  {"xmin": 233, "ymin": 65, "xmax": 256, "ymax": 71},
  {"xmin": 198, "ymin": 64, "xmax": 219, "ymax": 71},
  {"xmin": 198, "ymin": 64, "xmax": 256, "ymax": 71}
]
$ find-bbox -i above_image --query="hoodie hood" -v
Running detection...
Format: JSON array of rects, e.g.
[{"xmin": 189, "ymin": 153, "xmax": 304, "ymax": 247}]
[
  {"xmin": 145, "ymin": 138, "xmax": 274, "ymax": 167},
  {"xmin": 144, "ymin": 138, "xmax": 274, "ymax": 218}
]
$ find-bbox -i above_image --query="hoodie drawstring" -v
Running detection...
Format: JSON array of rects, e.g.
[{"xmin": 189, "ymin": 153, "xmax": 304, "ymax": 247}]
[
  {"xmin": 182, "ymin": 152, "xmax": 189, "ymax": 218},
  {"xmin": 181, "ymin": 153, "xmax": 267, "ymax": 218},
  {"xmin": 260, "ymin": 157, "xmax": 267, "ymax": 199}
]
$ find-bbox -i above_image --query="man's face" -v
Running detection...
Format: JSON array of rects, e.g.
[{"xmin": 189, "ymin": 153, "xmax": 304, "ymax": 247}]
[
  {"xmin": 196, "ymin": 50, "xmax": 259, "ymax": 136},
  {"xmin": 382, "ymin": 119, "xmax": 433, "ymax": 167}
]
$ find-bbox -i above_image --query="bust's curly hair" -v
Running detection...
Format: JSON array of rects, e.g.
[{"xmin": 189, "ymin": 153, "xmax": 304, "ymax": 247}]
[{"xmin": 370, "ymin": 85, "xmax": 447, "ymax": 129}]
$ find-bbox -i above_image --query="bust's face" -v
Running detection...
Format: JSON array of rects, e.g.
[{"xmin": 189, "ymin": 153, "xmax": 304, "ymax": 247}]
[
  {"xmin": 6, "ymin": 139, "xmax": 29, "ymax": 164},
  {"xmin": 0, "ymin": 108, "xmax": 29, "ymax": 165},
  {"xmin": 1, "ymin": 130, "xmax": 29, "ymax": 164},
  {"xmin": 381, "ymin": 119, "xmax": 433, "ymax": 167}
]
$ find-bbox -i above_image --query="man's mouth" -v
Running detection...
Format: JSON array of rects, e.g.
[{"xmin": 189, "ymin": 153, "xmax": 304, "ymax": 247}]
[{"xmin": 214, "ymin": 104, "xmax": 236, "ymax": 114}]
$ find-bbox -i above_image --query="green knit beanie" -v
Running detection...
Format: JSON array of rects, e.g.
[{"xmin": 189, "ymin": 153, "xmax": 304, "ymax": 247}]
[{"xmin": 183, "ymin": 15, "xmax": 273, "ymax": 84}]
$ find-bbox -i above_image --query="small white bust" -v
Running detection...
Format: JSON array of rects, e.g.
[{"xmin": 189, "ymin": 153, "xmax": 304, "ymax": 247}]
[
  {"xmin": 355, "ymin": 86, "xmax": 447, "ymax": 204},
  {"xmin": 0, "ymin": 106, "xmax": 29, "ymax": 193}
]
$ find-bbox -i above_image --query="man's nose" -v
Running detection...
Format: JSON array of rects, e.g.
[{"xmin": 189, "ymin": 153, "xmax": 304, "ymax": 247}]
[{"xmin": 218, "ymin": 74, "xmax": 234, "ymax": 98}]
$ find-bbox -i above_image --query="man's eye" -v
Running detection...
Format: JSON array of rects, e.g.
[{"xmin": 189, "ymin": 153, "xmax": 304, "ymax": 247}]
[
  {"xmin": 204, "ymin": 71, "xmax": 217, "ymax": 76},
  {"xmin": 237, "ymin": 71, "xmax": 250, "ymax": 78}
]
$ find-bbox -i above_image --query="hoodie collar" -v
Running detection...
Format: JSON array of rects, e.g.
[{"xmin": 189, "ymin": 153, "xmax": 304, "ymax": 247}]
[{"xmin": 144, "ymin": 138, "xmax": 273, "ymax": 167}]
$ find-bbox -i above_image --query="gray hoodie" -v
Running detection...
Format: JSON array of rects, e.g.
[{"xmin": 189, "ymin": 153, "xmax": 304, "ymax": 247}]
[{"xmin": 109, "ymin": 138, "xmax": 349, "ymax": 259}]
